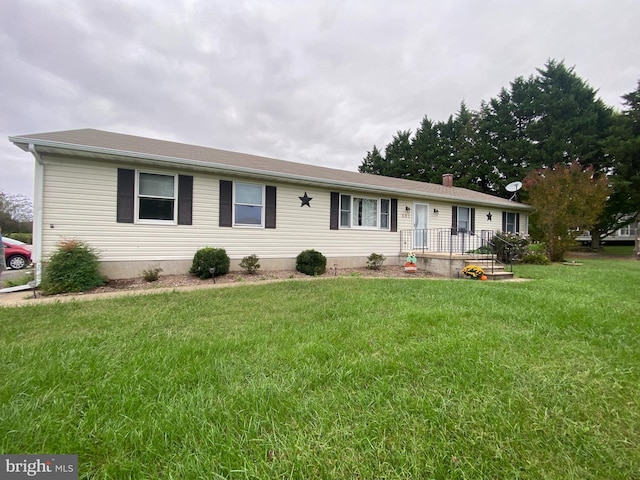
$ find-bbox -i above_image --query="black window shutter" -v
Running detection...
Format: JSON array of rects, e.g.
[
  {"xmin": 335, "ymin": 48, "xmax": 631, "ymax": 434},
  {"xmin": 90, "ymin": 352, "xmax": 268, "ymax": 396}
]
[
  {"xmin": 451, "ymin": 206, "xmax": 458, "ymax": 235},
  {"xmin": 117, "ymin": 168, "xmax": 135, "ymax": 223},
  {"xmin": 265, "ymin": 185, "xmax": 277, "ymax": 229},
  {"xmin": 515, "ymin": 213, "xmax": 520, "ymax": 234},
  {"xmin": 177, "ymin": 175, "xmax": 193, "ymax": 225},
  {"xmin": 502, "ymin": 211, "xmax": 507, "ymax": 232},
  {"xmin": 219, "ymin": 180, "xmax": 233, "ymax": 227},
  {"xmin": 330, "ymin": 192, "xmax": 339, "ymax": 230},
  {"xmin": 391, "ymin": 198, "xmax": 398, "ymax": 232},
  {"xmin": 470, "ymin": 208, "xmax": 476, "ymax": 233}
]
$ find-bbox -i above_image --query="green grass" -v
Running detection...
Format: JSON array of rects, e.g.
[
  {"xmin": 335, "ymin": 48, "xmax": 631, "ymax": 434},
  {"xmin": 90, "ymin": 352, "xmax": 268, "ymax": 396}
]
[
  {"xmin": 600, "ymin": 244, "xmax": 635, "ymax": 256},
  {"xmin": 1, "ymin": 259, "xmax": 639, "ymax": 479},
  {"xmin": 1, "ymin": 271, "xmax": 33, "ymax": 288}
]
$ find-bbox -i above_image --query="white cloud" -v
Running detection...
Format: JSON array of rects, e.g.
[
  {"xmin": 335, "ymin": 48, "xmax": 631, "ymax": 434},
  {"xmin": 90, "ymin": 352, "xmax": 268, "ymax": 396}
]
[{"xmin": 1, "ymin": 0, "xmax": 639, "ymax": 199}]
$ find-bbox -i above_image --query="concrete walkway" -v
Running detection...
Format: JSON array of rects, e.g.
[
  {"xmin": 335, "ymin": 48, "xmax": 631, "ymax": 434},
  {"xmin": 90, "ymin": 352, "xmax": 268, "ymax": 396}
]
[
  {"xmin": 0, "ymin": 281, "xmax": 261, "ymax": 308},
  {"xmin": 0, "ymin": 276, "xmax": 323, "ymax": 308}
]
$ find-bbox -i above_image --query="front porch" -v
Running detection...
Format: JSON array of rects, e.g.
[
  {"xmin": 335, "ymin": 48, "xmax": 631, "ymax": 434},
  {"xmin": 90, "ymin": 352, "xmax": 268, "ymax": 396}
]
[{"xmin": 399, "ymin": 229, "xmax": 514, "ymax": 280}]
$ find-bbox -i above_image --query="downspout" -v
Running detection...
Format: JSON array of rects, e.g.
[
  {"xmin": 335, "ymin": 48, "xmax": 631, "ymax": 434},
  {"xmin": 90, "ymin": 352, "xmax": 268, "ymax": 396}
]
[{"xmin": 28, "ymin": 144, "xmax": 44, "ymax": 287}]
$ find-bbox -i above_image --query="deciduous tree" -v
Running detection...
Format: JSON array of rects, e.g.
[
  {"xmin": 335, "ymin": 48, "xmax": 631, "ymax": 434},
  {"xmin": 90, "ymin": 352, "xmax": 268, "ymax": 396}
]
[
  {"xmin": 0, "ymin": 191, "xmax": 33, "ymax": 234},
  {"xmin": 523, "ymin": 162, "xmax": 610, "ymax": 261}
]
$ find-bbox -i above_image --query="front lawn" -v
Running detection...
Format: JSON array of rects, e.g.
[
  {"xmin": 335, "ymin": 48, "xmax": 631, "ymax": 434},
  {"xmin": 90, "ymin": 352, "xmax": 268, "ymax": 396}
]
[{"xmin": 1, "ymin": 259, "xmax": 639, "ymax": 479}]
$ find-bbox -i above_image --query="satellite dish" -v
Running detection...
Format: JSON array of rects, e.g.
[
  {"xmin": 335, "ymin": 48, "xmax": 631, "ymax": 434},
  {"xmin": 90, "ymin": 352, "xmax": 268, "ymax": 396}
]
[
  {"xmin": 506, "ymin": 181, "xmax": 523, "ymax": 201},
  {"xmin": 506, "ymin": 181, "xmax": 523, "ymax": 193}
]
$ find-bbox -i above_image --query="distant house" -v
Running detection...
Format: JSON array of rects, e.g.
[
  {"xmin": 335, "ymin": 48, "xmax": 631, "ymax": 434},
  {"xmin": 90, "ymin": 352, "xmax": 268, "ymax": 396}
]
[
  {"xmin": 9, "ymin": 129, "xmax": 532, "ymax": 281},
  {"xmin": 576, "ymin": 222, "xmax": 638, "ymax": 246}
]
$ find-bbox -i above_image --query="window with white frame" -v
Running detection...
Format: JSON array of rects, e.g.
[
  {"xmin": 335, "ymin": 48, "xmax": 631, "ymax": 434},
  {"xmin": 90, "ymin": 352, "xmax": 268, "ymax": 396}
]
[
  {"xmin": 339, "ymin": 195, "xmax": 390, "ymax": 229},
  {"xmin": 457, "ymin": 206, "xmax": 471, "ymax": 232},
  {"xmin": 138, "ymin": 172, "xmax": 177, "ymax": 222},
  {"xmin": 380, "ymin": 199, "xmax": 390, "ymax": 229},
  {"xmin": 502, "ymin": 212, "xmax": 520, "ymax": 234},
  {"xmin": 354, "ymin": 197, "xmax": 378, "ymax": 227},
  {"xmin": 234, "ymin": 183, "xmax": 264, "ymax": 226},
  {"xmin": 340, "ymin": 194, "xmax": 351, "ymax": 227},
  {"xmin": 618, "ymin": 223, "xmax": 636, "ymax": 237}
]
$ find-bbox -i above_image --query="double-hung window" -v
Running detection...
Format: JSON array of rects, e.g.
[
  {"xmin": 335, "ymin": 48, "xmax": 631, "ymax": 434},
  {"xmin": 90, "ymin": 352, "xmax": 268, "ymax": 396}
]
[
  {"xmin": 219, "ymin": 180, "xmax": 276, "ymax": 228},
  {"xmin": 338, "ymin": 195, "xmax": 390, "ymax": 229},
  {"xmin": 331, "ymin": 192, "xmax": 396, "ymax": 231},
  {"xmin": 619, "ymin": 223, "xmax": 636, "ymax": 237},
  {"xmin": 457, "ymin": 207, "xmax": 471, "ymax": 232},
  {"xmin": 452, "ymin": 206, "xmax": 475, "ymax": 234},
  {"xmin": 234, "ymin": 183, "xmax": 264, "ymax": 226},
  {"xmin": 138, "ymin": 172, "xmax": 177, "ymax": 222},
  {"xmin": 340, "ymin": 194, "xmax": 351, "ymax": 227},
  {"xmin": 502, "ymin": 212, "xmax": 520, "ymax": 234},
  {"xmin": 380, "ymin": 199, "xmax": 390, "ymax": 229},
  {"xmin": 116, "ymin": 168, "xmax": 192, "ymax": 225}
]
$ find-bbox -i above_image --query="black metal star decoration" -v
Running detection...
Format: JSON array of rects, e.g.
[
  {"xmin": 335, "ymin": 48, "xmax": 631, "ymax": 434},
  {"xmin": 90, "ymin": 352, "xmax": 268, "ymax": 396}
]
[
  {"xmin": 299, "ymin": 192, "xmax": 312, "ymax": 207},
  {"xmin": 487, "ymin": 212, "xmax": 492, "ymax": 221}
]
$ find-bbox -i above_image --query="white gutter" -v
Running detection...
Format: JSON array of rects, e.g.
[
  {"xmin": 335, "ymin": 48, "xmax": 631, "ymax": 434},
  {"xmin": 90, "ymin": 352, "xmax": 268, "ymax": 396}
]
[
  {"xmin": 10, "ymin": 136, "xmax": 532, "ymax": 211},
  {"xmin": 28, "ymin": 143, "xmax": 44, "ymax": 287}
]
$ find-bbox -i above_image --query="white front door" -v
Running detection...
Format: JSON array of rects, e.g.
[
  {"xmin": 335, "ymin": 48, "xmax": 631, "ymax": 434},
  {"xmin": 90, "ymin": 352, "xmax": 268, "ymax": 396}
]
[{"xmin": 413, "ymin": 203, "xmax": 429, "ymax": 249}]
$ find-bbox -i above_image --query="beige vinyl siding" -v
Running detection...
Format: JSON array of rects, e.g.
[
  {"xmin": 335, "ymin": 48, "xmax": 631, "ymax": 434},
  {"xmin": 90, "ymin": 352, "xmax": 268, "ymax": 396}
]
[
  {"xmin": 40, "ymin": 157, "xmax": 402, "ymax": 263},
  {"xmin": 208, "ymin": 183, "xmax": 400, "ymax": 259},
  {"xmin": 40, "ymin": 155, "xmax": 526, "ymax": 271}
]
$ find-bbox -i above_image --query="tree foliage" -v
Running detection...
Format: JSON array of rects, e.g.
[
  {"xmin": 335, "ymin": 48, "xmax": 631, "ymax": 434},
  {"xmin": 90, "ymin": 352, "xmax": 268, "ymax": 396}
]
[
  {"xmin": 523, "ymin": 162, "xmax": 610, "ymax": 261},
  {"xmin": 359, "ymin": 60, "xmax": 639, "ymax": 249},
  {"xmin": 598, "ymin": 80, "xmax": 640, "ymax": 252},
  {"xmin": 0, "ymin": 191, "xmax": 33, "ymax": 235},
  {"xmin": 360, "ymin": 61, "xmax": 614, "ymax": 199}
]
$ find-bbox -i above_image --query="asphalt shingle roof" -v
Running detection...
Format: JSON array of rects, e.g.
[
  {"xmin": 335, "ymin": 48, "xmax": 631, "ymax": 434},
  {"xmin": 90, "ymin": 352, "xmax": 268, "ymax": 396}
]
[{"xmin": 10, "ymin": 128, "xmax": 530, "ymax": 210}]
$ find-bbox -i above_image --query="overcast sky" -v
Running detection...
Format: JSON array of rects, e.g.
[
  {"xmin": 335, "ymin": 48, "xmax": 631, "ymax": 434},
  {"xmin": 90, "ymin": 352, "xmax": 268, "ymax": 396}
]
[{"xmin": 2, "ymin": 0, "xmax": 639, "ymax": 200}]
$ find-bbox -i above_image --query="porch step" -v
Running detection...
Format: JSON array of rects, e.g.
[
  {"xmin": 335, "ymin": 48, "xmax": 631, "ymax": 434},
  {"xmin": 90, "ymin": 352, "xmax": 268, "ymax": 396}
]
[
  {"xmin": 464, "ymin": 258, "xmax": 514, "ymax": 281},
  {"xmin": 483, "ymin": 270, "xmax": 514, "ymax": 281}
]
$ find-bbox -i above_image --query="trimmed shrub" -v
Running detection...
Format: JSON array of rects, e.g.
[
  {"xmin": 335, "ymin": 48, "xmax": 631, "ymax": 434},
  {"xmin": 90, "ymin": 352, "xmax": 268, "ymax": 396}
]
[
  {"xmin": 141, "ymin": 266, "xmax": 163, "ymax": 282},
  {"xmin": 190, "ymin": 247, "xmax": 230, "ymax": 279},
  {"xmin": 522, "ymin": 253, "xmax": 551, "ymax": 265},
  {"xmin": 41, "ymin": 239, "xmax": 104, "ymax": 294},
  {"xmin": 296, "ymin": 249, "xmax": 327, "ymax": 276},
  {"xmin": 367, "ymin": 253, "xmax": 386, "ymax": 270},
  {"xmin": 492, "ymin": 232, "xmax": 529, "ymax": 263},
  {"xmin": 240, "ymin": 254, "xmax": 261, "ymax": 274}
]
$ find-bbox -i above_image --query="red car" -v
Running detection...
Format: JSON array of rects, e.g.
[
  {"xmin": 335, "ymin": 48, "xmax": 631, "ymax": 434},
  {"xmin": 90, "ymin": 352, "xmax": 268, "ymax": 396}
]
[{"xmin": 3, "ymin": 237, "xmax": 32, "ymax": 270}]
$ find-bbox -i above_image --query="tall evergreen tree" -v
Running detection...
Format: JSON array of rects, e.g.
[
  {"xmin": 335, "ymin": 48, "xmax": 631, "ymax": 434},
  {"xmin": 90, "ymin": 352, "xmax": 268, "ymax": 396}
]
[
  {"xmin": 477, "ymin": 79, "xmax": 539, "ymax": 197},
  {"xmin": 359, "ymin": 145, "xmax": 386, "ymax": 175},
  {"xmin": 384, "ymin": 130, "xmax": 414, "ymax": 179},
  {"xmin": 360, "ymin": 60, "xmax": 617, "ymax": 204},
  {"xmin": 597, "ymin": 80, "xmax": 640, "ymax": 252},
  {"xmin": 528, "ymin": 60, "xmax": 614, "ymax": 171}
]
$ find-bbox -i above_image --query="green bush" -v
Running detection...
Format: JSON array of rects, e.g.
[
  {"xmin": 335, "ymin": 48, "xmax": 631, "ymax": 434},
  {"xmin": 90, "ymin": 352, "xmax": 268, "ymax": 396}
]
[
  {"xmin": 366, "ymin": 253, "xmax": 386, "ymax": 270},
  {"xmin": 240, "ymin": 254, "xmax": 261, "ymax": 274},
  {"xmin": 41, "ymin": 239, "xmax": 104, "ymax": 294},
  {"xmin": 6, "ymin": 233, "xmax": 32, "ymax": 244},
  {"xmin": 141, "ymin": 266, "xmax": 163, "ymax": 282},
  {"xmin": 522, "ymin": 253, "xmax": 551, "ymax": 265},
  {"xmin": 296, "ymin": 249, "xmax": 327, "ymax": 276},
  {"xmin": 492, "ymin": 232, "xmax": 529, "ymax": 263},
  {"xmin": 468, "ymin": 245, "xmax": 493, "ymax": 255},
  {"xmin": 189, "ymin": 247, "xmax": 230, "ymax": 279}
]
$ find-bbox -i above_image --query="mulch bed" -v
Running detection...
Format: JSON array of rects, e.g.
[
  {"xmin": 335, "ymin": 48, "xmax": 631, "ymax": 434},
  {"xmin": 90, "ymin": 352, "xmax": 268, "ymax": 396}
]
[{"xmin": 91, "ymin": 266, "xmax": 436, "ymax": 294}]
